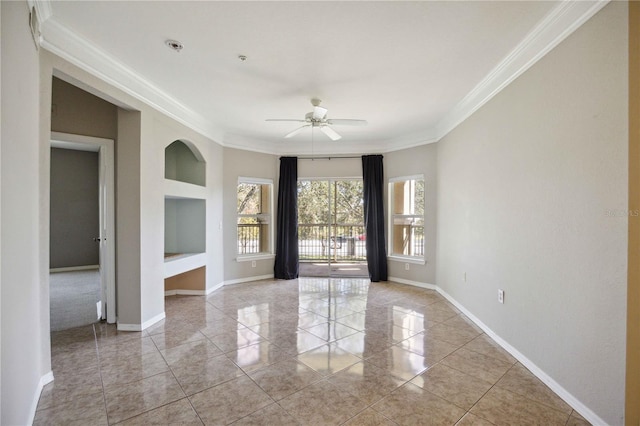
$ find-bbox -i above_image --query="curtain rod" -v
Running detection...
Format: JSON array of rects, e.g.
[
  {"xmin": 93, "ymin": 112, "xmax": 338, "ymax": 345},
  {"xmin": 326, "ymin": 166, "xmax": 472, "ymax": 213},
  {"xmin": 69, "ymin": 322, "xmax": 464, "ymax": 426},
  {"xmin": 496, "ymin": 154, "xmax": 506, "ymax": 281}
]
[{"xmin": 297, "ymin": 156, "xmax": 361, "ymax": 160}]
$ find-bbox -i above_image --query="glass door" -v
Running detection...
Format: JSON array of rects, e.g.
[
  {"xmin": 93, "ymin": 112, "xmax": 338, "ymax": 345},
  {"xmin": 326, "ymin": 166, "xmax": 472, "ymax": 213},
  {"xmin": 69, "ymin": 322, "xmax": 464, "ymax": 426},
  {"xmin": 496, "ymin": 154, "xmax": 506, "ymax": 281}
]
[{"xmin": 298, "ymin": 179, "xmax": 367, "ymax": 277}]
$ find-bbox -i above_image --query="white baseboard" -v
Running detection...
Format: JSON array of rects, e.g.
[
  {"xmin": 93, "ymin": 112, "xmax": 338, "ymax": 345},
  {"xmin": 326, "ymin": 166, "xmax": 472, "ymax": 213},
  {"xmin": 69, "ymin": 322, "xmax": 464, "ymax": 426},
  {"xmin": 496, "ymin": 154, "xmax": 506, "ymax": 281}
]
[
  {"xmin": 49, "ymin": 265, "xmax": 99, "ymax": 273},
  {"xmin": 165, "ymin": 289, "xmax": 206, "ymax": 296},
  {"xmin": 28, "ymin": 371, "xmax": 54, "ymax": 425},
  {"xmin": 207, "ymin": 281, "xmax": 224, "ymax": 294},
  {"xmin": 388, "ymin": 276, "xmax": 436, "ymax": 290},
  {"xmin": 164, "ymin": 282, "xmax": 225, "ymax": 297},
  {"xmin": 434, "ymin": 286, "xmax": 607, "ymax": 426},
  {"xmin": 223, "ymin": 274, "xmax": 274, "ymax": 286},
  {"xmin": 117, "ymin": 322, "xmax": 141, "ymax": 331},
  {"xmin": 117, "ymin": 312, "xmax": 166, "ymax": 332}
]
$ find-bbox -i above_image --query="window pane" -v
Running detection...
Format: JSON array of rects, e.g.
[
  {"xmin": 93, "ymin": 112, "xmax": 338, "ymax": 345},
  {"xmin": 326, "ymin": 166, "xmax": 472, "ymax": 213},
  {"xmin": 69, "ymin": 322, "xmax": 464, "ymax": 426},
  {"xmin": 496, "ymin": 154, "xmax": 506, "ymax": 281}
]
[
  {"xmin": 237, "ymin": 180, "xmax": 272, "ymax": 255},
  {"xmin": 393, "ymin": 181, "xmax": 407, "ymax": 215},
  {"xmin": 237, "ymin": 217, "xmax": 266, "ymax": 254},
  {"xmin": 414, "ymin": 180, "xmax": 425, "ymax": 216},
  {"xmin": 392, "ymin": 216, "xmax": 424, "ymax": 257},
  {"xmin": 335, "ymin": 180, "xmax": 364, "ymax": 224},
  {"xmin": 237, "ymin": 183, "xmax": 262, "ymax": 215},
  {"xmin": 392, "ymin": 179, "xmax": 424, "ymax": 215},
  {"xmin": 297, "ymin": 180, "xmax": 330, "ymax": 225}
]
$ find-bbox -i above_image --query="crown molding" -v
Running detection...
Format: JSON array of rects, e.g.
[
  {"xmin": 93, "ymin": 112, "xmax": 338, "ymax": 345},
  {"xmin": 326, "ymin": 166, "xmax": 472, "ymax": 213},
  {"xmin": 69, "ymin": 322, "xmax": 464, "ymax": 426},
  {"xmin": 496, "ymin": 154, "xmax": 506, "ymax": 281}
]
[
  {"xmin": 37, "ymin": 0, "xmax": 608, "ymax": 155},
  {"xmin": 434, "ymin": 0, "xmax": 610, "ymax": 141},
  {"xmin": 31, "ymin": 0, "xmax": 52, "ymax": 23},
  {"xmin": 223, "ymin": 134, "xmax": 281, "ymax": 155},
  {"xmin": 39, "ymin": 17, "xmax": 226, "ymax": 145}
]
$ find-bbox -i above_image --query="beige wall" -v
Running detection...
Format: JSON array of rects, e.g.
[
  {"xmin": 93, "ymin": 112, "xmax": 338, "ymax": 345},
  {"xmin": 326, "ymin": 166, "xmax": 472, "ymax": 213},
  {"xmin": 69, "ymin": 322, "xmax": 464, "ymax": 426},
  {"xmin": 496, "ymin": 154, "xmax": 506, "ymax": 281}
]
[
  {"xmin": 223, "ymin": 147, "xmax": 278, "ymax": 282},
  {"xmin": 385, "ymin": 144, "xmax": 437, "ymax": 285},
  {"xmin": 115, "ymin": 109, "xmax": 142, "ymax": 325},
  {"xmin": 0, "ymin": 0, "xmax": 630, "ymax": 422},
  {"xmin": 627, "ymin": 2, "xmax": 640, "ymax": 423},
  {"xmin": 436, "ymin": 3, "xmax": 627, "ymax": 424},
  {"xmin": 155, "ymin": 118, "xmax": 225, "ymax": 293},
  {"xmin": 40, "ymin": 47, "xmax": 226, "ymax": 329},
  {"xmin": 165, "ymin": 267, "xmax": 205, "ymax": 292},
  {"xmin": 51, "ymin": 77, "xmax": 117, "ymax": 139},
  {"xmin": 1, "ymin": 2, "xmax": 49, "ymax": 424},
  {"xmin": 298, "ymin": 156, "xmax": 361, "ymax": 179}
]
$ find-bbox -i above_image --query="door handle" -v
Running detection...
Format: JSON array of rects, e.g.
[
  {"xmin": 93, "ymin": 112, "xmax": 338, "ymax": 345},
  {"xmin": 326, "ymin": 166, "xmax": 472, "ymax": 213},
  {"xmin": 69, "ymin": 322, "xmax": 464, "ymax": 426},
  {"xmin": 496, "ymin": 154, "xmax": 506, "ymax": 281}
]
[{"xmin": 93, "ymin": 237, "xmax": 101, "ymax": 242}]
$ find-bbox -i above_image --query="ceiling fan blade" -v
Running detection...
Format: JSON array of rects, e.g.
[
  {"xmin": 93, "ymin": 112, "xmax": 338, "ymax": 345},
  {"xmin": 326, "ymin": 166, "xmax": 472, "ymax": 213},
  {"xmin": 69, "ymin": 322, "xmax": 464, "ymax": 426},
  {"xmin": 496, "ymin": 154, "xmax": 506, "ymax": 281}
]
[
  {"xmin": 284, "ymin": 125, "xmax": 311, "ymax": 138},
  {"xmin": 266, "ymin": 119, "xmax": 307, "ymax": 122},
  {"xmin": 312, "ymin": 106, "xmax": 328, "ymax": 120},
  {"xmin": 326, "ymin": 119, "xmax": 368, "ymax": 126},
  {"xmin": 320, "ymin": 125, "xmax": 342, "ymax": 141}
]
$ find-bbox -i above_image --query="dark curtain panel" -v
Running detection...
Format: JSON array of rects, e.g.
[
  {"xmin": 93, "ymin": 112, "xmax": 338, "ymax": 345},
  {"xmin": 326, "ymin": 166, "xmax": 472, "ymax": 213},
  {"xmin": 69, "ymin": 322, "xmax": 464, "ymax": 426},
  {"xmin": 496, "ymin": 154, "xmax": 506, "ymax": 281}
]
[
  {"xmin": 274, "ymin": 156, "xmax": 299, "ymax": 279},
  {"xmin": 362, "ymin": 155, "xmax": 388, "ymax": 282}
]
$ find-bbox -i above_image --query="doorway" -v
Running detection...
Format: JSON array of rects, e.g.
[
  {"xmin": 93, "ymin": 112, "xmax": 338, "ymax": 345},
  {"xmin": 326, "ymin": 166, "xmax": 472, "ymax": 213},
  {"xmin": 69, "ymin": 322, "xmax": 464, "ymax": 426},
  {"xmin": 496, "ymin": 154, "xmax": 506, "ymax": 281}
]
[
  {"xmin": 298, "ymin": 179, "xmax": 367, "ymax": 277},
  {"xmin": 49, "ymin": 132, "xmax": 115, "ymax": 330}
]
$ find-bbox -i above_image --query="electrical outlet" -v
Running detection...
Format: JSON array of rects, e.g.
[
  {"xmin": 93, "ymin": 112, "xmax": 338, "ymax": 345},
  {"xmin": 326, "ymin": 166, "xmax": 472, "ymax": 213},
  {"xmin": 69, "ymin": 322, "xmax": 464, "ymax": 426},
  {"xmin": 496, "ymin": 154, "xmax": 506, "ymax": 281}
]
[
  {"xmin": 405, "ymin": 263, "xmax": 410, "ymax": 271},
  {"xmin": 498, "ymin": 289, "xmax": 504, "ymax": 304},
  {"xmin": 251, "ymin": 260, "xmax": 256, "ymax": 268}
]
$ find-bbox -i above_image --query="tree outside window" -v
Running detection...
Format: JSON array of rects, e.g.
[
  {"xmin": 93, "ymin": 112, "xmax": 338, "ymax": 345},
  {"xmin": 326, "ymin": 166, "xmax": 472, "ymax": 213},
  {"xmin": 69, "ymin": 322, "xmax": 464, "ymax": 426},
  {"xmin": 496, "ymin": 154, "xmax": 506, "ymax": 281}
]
[
  {"xmin": 389, "ymin": 176, "xmax": 425, "ymax": 259},
  {"xmin": 237, "ymin": 179, "xmax": 272, "ymax": 255}
]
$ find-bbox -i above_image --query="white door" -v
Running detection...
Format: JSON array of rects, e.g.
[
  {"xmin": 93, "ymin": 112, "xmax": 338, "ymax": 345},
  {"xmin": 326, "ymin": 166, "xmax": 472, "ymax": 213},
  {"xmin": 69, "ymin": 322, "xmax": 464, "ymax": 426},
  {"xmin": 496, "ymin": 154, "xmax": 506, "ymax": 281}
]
[{"xmin": 51, "ymin": 132, "xmax": 116, "ymax": 323}]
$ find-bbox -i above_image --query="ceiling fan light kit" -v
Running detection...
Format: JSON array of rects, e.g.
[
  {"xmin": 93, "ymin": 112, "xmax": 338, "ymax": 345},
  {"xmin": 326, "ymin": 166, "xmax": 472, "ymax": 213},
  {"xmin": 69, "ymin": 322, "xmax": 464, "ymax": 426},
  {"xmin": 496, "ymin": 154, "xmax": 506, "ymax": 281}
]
[{"xmin": 266, "ymin": 99, "xmax": 367, "ymax": 141}]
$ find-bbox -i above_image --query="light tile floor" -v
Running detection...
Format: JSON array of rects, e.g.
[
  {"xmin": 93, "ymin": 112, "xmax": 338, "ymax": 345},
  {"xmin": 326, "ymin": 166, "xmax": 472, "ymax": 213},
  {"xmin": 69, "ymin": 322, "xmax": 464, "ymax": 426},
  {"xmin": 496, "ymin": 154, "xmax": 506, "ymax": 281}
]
[{"xmin": 35, "ymin": 278, "xmax": 591, "ymax": 425}]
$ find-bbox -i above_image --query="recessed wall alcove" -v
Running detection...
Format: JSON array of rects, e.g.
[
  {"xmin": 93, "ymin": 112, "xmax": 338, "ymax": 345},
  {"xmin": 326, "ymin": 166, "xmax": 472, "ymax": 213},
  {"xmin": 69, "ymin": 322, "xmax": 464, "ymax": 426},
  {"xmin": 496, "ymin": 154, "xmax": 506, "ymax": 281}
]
[
  {"xmin": 164, "ymin": 139, "xmax": 207, "ymax": 292},
  {"xmin": 165, "ymin": 139, "xmax": 206, "ymax": 186}
]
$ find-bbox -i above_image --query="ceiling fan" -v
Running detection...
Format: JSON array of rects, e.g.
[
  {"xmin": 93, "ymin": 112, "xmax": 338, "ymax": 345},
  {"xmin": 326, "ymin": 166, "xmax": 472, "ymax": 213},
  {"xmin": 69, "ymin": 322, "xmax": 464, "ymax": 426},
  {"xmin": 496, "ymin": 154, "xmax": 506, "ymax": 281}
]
[{"xmin": 266, "ymin": 99, "xmax": 367, "ymax": 141}]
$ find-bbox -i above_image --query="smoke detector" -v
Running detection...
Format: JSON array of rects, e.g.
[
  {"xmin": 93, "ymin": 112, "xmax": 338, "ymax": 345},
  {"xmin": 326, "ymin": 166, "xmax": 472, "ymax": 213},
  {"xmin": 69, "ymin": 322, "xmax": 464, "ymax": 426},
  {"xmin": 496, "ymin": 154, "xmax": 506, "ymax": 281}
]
[{"xmin": 165, "ymin": 40, "xmax": 184, "ymax": 52}]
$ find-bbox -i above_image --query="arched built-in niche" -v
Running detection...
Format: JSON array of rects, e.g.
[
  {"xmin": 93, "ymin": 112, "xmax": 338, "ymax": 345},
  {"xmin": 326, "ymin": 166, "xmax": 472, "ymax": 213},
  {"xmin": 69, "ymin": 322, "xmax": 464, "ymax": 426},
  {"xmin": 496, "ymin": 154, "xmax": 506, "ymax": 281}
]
[
  {"xmin": 165, "ymin": 139, "xmax": 206, "ymax": 186},
  {"xmin": 164, "ymin": 139, "xmax": 207, "ymax": 292}
]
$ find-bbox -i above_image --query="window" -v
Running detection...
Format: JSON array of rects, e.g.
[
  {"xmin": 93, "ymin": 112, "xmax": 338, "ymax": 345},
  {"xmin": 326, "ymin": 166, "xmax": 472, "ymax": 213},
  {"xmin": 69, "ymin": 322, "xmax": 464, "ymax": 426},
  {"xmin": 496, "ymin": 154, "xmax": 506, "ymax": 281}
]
[
  {"xmin": 388, "ymin": 176, "xmax": 425, "ymax": 261},
  {"xmin": 237, "ymin": 178, "xmax": 273, "ymax": 257}
]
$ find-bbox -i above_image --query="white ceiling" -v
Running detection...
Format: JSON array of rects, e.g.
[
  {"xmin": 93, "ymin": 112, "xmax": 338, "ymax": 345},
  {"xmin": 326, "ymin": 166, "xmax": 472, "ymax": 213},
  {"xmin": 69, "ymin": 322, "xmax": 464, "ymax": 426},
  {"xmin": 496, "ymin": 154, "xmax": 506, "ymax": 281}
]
[{"xmin": 37, "ymin": 1, "xmax": 607, "ymax": 155}]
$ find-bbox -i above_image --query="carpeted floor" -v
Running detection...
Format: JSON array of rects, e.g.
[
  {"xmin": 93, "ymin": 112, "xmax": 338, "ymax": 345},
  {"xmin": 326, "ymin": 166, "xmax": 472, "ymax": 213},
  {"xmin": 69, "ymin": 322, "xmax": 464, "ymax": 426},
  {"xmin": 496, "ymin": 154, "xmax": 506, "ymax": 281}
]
[{"xmin": 50, "ymin": 269, "xmax": 101, "ymax": 331}]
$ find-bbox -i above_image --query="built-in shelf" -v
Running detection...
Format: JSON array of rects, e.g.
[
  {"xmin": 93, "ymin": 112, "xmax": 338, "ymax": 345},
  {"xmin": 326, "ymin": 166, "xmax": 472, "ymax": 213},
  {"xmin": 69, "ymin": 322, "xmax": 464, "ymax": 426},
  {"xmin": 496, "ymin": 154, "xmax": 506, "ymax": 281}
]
[
  {"xmin": 164, "ymin": 179, "xmax": 207, "ymax": 200},
  {"xmin": 164, "ymin": 252, "xmax": 207, "ymax": 278}
]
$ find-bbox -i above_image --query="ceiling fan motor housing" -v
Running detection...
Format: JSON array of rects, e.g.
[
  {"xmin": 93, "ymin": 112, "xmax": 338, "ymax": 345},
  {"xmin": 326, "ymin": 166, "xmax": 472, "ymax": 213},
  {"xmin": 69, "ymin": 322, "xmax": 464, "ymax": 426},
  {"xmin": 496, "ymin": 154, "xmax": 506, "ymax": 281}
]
[{"xmin": 305, "ymin": 111, "xmax": 325, "ymax": 126}]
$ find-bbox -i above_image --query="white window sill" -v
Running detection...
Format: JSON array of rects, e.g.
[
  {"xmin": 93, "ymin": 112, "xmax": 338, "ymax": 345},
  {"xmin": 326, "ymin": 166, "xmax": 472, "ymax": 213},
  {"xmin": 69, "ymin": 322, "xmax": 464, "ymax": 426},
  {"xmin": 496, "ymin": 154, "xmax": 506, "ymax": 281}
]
[
  {"xmin": 236, "ymin": 254, "xmax": 275, "ymax": 262},
  {"xmin": 388, "ymin": 255, "xmax": 425, "ymax": 265}
]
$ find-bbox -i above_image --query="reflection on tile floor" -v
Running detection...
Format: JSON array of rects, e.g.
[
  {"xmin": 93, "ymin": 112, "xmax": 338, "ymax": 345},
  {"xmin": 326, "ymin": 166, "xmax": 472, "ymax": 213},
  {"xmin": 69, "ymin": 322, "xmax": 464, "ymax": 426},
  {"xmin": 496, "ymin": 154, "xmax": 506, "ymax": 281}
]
[{"xmin": 35, "ymin": 278, "xmax": 591, "ymax": 425}]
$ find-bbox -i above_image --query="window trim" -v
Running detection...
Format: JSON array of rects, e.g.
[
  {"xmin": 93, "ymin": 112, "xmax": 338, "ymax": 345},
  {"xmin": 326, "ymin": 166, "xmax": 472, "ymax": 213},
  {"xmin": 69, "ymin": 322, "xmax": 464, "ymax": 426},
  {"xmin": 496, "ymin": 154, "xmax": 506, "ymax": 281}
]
[
  {"xmin": 237, "ymin": 177, "xmax": 274, "ymax": 258},
  {"xmin": 387, "ymin": 174, "xmax": 425, "ymax": 263}
]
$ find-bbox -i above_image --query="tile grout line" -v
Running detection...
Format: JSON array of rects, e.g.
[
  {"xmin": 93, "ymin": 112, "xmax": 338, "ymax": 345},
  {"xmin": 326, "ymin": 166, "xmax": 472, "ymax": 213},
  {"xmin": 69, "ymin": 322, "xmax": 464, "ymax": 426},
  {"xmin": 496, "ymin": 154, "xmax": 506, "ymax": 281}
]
[
  {"xmin": 154, "ymin": 329, "xmax": 209, "ymax": 426},
  {"xmin": 461, "ymin": 361, "xmax": 536, "ymax": 426},
  {"xmin": 55, "ymin": 281, "xmax": 579, "ymax": 425},
  {"xmin": 493, "ymin": 366, "xmax": 577, "ymax": 421}
]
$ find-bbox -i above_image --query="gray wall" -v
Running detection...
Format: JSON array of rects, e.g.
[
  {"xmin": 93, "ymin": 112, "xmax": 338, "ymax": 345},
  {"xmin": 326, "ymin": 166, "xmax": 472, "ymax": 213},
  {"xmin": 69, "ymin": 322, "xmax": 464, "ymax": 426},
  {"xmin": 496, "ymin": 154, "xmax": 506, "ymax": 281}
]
[
  {"xmin": 164, "ymin": 198, "xmax": 206, "ymax": 254},
  {"xmin": 436, "ymin": 3, "xmax": 627, "ymax": 424},
  {"xmin": 1, "ymin": 2, "xmax": 50, "ymax": 424},
  {"xmin": 385, "ymin": 144, "xmax": 437, "ymax": 285},
  {"xmin": 165, "ymin": 140, "xmax": 206, "ymax": 186},
  {"xmin": 50, "ymin": 148, "xmax": 99, "ymax": 268}
]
